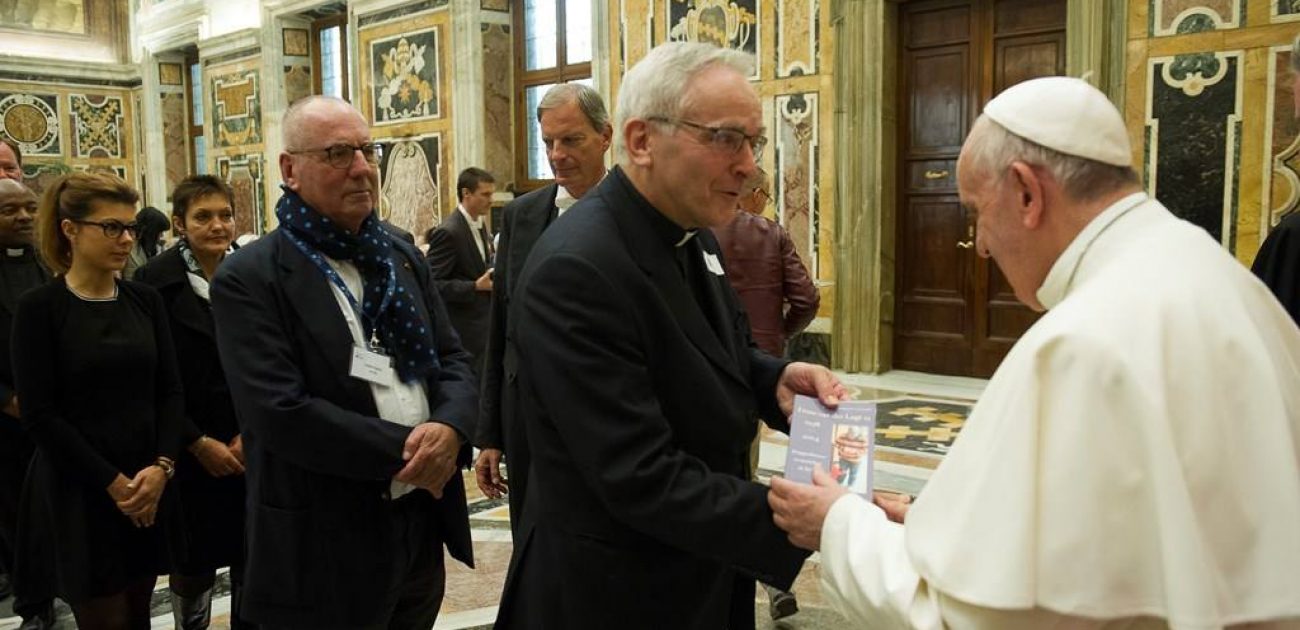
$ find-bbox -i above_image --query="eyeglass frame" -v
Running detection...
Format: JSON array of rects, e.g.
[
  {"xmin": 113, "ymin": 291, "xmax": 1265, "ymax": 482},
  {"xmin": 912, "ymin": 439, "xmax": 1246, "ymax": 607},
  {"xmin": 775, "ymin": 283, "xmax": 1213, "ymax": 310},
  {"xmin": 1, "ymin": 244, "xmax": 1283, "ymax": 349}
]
[
  {"xmin": 68, "ymin": 218, "xmax": 140, "ymax": 239},
  {"xmin": 287, "ymin": 143, "xmax": 384, "ymax": 169},
  {"xmin": 646, "ymin": 116, "xmax": 768, "ymax": 159}
]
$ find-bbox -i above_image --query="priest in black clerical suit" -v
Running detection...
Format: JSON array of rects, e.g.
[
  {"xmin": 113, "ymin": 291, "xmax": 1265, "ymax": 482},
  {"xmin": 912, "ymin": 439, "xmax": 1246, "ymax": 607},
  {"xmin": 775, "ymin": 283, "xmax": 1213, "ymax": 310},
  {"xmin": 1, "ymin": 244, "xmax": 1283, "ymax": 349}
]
[{"xmin": 0, "ymin": 179, "xmax": 54, "ymax": 628}]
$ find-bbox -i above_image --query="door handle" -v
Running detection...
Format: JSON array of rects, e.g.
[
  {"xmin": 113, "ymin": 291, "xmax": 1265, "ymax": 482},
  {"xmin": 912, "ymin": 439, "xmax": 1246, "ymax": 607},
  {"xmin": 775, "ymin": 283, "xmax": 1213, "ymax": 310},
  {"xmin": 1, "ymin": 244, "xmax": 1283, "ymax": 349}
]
[
  {"xmin": 956, "ymin": 240, "xmax": 974, "ymax": 249},
  {"xmin": 924, "ymin": 169, "xmax": 950, "ymax": 180}
]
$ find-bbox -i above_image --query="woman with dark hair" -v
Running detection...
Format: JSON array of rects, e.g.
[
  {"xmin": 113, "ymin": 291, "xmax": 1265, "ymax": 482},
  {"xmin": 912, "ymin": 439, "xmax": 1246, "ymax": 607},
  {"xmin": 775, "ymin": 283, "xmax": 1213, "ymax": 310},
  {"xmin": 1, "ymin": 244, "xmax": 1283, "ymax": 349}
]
[
  {"xmin": 122, "ymin": 206, "xmax": 170, "ymax": 279},
  {"xmin": 135, "ymin": 175, "xmax": 250, "ymax": 630},
  {"xmin": 11, "ymin": 172, "xmax": 184, "ymax": 629}
]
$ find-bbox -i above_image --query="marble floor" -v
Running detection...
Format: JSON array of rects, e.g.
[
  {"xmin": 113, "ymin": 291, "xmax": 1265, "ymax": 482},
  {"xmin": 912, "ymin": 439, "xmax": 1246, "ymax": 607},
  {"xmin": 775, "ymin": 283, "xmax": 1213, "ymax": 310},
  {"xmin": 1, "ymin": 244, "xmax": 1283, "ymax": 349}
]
[{"xmin": 0, "ymin": 371, "xmax": 981, "ymax": 629}]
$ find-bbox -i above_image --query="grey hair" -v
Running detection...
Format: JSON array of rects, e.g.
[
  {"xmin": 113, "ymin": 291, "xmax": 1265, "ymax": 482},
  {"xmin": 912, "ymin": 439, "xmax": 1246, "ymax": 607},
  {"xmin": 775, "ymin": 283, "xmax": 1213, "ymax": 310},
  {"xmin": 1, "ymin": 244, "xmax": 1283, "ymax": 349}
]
[
  {"xmin": 536, "ymin": 83, "xmax": 610, "ymax": 132},
  {"xmin": 281, "ymin": 95, "xmax": 361, "ymax": 149},
  {"xmin": 1292, "ymin": 34, "xmax": 1300, "ymax": 73},
  {"xmin": 962, "ymin": 115, "xmax": 1139, "ymax": 202},
  {"xmin": 614, "ymin": 42, "xmax": 756, "ymax": 162}
]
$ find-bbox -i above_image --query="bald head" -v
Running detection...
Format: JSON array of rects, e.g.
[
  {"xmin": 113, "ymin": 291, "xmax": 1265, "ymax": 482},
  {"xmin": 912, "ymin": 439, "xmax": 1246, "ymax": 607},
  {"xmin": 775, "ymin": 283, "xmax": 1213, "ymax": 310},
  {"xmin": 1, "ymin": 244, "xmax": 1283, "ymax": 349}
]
[
  {"xmin": 0, "ymin": 179, "xmax": 37, "ymax": 247},
  {"xmin": 282, "ymin": 95, "xmax": 367, "ymax": 151}
]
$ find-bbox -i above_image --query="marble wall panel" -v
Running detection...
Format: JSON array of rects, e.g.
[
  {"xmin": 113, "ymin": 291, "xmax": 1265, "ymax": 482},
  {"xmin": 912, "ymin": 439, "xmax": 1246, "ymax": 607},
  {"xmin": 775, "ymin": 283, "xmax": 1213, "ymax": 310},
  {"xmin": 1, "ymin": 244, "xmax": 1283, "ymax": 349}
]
[
  {"xmin": 283, "ymin": 28, "xmax": 310, "ymax": 56},
  {"xmin": 210, "ymin": 68, "xmax": 262, "ymax": 148},
  {"xmin": 1266, "ymin": 45, "xmax": 1299, "ymax": 226},
  {"xmin": 667, "ymin": 0, "xmax": 760, "ymax": 78},
  {"xmin": 482, "ymin": 24, "xmax": 512, "ymax": 188},
  {"xmin": 370, "ymin": 27, "xmax": 441, "ymax": 126},
  {"xmin": 481, "ymin": 0, "xmax": 507, "ymax": 10},
  {"xmin": 160, "ymin": 92, "xmax": 189, "ymax": 197},
  {"xmin": 0, "ymin": 92, "xmax": 61, "ymax": 157},
  {"xmin": 377, "ymin": 133, "xmax": 442, "ymax": 240},
  {"xmin": 284, "ymin": 64, "xmax": 313, "ymax": 107},
  {"xmin": 775, "ymin": 92, "xmax": 819, "ymax": 277},
  {"xmin": 216, "ymin": 153, "xmax": 266, "ymax": 236},
  {"xmin": 617, "ymin": 0, "xmax": 656, "ymax": 86},
  {"xmin": 19, "ymin": 163, "xmax": 69, "ymax": 199},
  {"xmin": 69, "ymin": 93, "xmax": 124, "ymax": 158},
  {"xmin": 1146, "ymin": 51, "xmax": 1243, "ymax": 248},
  {"xmin": 1150, "ymin": 0, "xmax": 1244, "ymax": 36},
  {"xmin": 1273, "ymin": 0, "xmax": 1300, "ymax": 20},
  {"xmin": 776, "ymin": 0, "xmax": 818, "ymax": 77},
  {"xmin": 159, "ymin": 62, "xmax": 183, "ymax": 86}
]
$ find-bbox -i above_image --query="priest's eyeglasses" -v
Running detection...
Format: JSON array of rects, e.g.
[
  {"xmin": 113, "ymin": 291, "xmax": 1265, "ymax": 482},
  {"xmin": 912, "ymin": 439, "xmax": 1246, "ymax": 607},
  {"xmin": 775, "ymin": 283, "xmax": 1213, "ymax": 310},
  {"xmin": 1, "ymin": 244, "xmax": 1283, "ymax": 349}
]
[
  {"xmin": 289, "ymin": 143, "xmax": 384, "ymax": 169},
  {"xmin": 648, "ymin": 117, "xmax": 767, "ymax": 159},
  {"xmin": 70, "ymin": 219, "xmax": 140, "ymax": 239}
]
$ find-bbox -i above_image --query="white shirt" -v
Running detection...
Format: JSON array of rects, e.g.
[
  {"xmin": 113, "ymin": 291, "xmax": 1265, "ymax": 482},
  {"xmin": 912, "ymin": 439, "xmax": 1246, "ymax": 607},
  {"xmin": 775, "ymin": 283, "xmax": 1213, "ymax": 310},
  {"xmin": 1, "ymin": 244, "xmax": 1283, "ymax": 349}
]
[
  {"xmin": 458, "ymin": 204, "xmax": 488, "ymax": 263},
  {"xmin": 554, "ymin": 170, "xmax": 607, "ymax": 218},
  {"xmin": 323, "ymin": 256, "xmax": 430, "ymax": 500},
  {"xmin": 819, "ymin": 195, "xmax": 1300, "ymax": 629}
]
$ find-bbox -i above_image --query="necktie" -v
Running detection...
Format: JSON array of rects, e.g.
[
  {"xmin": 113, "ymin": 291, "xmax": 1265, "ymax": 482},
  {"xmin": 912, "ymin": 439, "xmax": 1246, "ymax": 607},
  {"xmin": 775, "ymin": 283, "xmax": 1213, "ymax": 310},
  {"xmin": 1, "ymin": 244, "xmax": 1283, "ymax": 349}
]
[{"xmin": 479, "ymin": 225, "xmax": 495, "ymax": 266}]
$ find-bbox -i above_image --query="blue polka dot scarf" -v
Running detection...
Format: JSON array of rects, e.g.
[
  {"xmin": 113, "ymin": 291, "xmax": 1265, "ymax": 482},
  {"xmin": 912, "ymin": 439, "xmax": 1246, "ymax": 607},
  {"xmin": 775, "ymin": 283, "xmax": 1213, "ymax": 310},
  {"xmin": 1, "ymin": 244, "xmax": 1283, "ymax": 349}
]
[{"xmin": 275, "ymin": 187, "xmax": 440, "ymax": 383}]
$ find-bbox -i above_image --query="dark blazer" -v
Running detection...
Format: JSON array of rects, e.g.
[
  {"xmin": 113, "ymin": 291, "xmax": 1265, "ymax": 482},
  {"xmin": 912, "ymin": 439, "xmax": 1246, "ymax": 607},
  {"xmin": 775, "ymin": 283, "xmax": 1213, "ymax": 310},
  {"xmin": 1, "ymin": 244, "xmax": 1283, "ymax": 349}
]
[
  {"xmin": 495, "ymin": 168, "xmax": 808, "ymax": 629},
  {"xmin": 476, "ymin": 183, "xmax": 557, "ymax": 537},
  {"xmin": 210, "ymin": 228, "xmax": 478, "ymax": 627},
  {"xmin": 134, "ymin": 247, "xmax": 233, "ymax": 446},
  {"xmin": 427, "ymin": 208, "xmax": 492, "ymax": 376},
  {"xmin": 134, "ymin": 247, "xmax": 245, "ymax": 572},
  {"xmin": 1252, "ymin": 212, "xmax": 1300, "ymax": 327}
]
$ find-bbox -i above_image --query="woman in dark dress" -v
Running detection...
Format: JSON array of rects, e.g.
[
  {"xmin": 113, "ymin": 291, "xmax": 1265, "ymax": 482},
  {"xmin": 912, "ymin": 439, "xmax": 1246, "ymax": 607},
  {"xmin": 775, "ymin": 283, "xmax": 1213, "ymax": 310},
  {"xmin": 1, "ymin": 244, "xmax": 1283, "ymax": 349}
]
[
  {"xmin": 11, "ymin": 172, "xmax": 184, "ymax": 629},
  {"xmin": 135, "ymin": 175, "xmax": 249, "ymax": 630}
]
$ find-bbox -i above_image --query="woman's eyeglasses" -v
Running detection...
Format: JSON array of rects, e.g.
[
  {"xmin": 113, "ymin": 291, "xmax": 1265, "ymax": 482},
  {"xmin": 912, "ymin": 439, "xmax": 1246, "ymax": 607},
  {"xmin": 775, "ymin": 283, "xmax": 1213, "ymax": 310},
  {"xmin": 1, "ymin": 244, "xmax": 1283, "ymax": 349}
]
[{"xmin": 70, "ymin": 219, "xmax": 140, "ymax": 239}]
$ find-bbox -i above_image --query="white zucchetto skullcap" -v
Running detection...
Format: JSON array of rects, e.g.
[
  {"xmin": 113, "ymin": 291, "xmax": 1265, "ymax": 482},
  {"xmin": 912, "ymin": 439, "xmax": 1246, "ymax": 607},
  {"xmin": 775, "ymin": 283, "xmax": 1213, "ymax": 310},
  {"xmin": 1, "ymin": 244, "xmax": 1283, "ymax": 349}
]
[{"xmin": 983, "ymin": 76, "xmax": 1132, "ymax": 167}]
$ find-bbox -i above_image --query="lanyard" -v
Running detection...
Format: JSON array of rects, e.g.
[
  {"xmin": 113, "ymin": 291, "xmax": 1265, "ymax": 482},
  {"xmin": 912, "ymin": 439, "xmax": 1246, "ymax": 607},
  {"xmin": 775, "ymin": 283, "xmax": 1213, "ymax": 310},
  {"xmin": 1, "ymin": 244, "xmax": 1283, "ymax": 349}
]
[{"xmin": 283, "ymin": 230, "xmax": 396, "ymax": 349}]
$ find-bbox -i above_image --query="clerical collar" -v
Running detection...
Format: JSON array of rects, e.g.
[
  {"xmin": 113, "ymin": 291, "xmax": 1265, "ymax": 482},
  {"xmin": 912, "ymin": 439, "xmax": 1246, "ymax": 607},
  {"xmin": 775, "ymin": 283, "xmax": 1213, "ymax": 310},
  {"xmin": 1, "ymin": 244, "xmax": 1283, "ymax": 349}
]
[
  {"xmin": 1, "ymin": 245, "xmax": 33, "ymax": 261},
  {"xmin": 610, "ymin": 166, "xmax": 693, "ymax": 250},
  {"xmin": 457, "ymin": 204, "xmax": 485, "ymax": 230},
  {"xmin": 5, "ymin": 247, "xmax": 26, "ymax": 258},
  {"xmin": 1036, "ymin": 191, "xmax": 1147, "ymax": 309}
]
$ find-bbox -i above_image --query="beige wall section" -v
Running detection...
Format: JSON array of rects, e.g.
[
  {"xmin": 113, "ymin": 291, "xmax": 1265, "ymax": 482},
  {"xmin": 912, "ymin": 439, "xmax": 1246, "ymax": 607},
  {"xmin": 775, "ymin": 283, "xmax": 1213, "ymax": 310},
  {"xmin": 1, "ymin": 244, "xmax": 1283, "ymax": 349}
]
[
  {"xmin": 1124, "ymin": 0, "xmax": 1297, "ymax": 266},
  {"xmin": 0, "ymin": 79, "xmax": 138, "ymax": 199},
  {"xmin": 607, "ymin": 0, "xmax": 838, "ymax": 323}
]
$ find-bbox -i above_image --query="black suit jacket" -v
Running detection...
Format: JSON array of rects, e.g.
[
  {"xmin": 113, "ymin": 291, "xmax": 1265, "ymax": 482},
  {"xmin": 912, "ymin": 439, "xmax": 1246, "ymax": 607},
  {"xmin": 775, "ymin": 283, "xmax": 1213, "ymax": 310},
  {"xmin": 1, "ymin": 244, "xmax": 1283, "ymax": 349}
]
[
  {"xmin": 476, "ymin": 183, "xmax": 557, "ymax": 536},
  {"xmin": 496, "ymin": 168, "xmax": 808, "ymax": 629},
  {"xmin": 211, "ymin": 227, "xmax": 477, "ymax": 627},
  {"xmin": 427, "ymin": 209, "xmax": 492, "ymax": 375}
]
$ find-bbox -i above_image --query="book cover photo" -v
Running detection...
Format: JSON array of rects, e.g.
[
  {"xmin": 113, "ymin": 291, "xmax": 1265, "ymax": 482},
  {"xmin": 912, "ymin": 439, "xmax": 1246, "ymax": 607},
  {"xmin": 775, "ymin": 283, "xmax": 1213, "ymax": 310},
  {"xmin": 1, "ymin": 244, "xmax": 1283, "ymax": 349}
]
[{"xmin": 783, "ymin": 394, "xmax": 878, "ymax": 496}]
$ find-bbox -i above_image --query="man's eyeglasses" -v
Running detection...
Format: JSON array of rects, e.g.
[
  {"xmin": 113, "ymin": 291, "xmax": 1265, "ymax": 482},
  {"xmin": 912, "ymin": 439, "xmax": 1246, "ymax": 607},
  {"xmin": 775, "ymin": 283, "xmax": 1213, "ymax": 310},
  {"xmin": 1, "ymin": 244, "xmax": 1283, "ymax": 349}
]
[
  {"xmin": 70, "ymin": 219, "xmax": 139, "ymax": 239},
  {"xmin": 648, "ymin": 117, "xmax": 767, "ymax": 159},
  {"xmin": 288, "ymin": 143, "xmax": 383, "ymax": 169}
]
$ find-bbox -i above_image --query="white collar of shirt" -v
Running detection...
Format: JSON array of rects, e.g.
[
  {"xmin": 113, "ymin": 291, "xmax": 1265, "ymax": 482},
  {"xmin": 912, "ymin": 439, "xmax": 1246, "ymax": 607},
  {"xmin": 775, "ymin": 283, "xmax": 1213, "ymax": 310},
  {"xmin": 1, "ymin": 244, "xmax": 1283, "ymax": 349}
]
[
  {"xmin": 457, "ymin": 204, "xmax": 485, "ymax": 231},
  {"xmin": 554, "ymin": 170, "xmax": 608, "ymax": 216},
  {"xmin": 320, "ymin": 255, "xmax": 430, "ymax": 500},
  {"xmin": 1035, "ymin": 191, "xmax": 1146, "ymax": 310},
  {"xmin": 458, "ymin": 204, "xmax": 487, "ymax": 261}
]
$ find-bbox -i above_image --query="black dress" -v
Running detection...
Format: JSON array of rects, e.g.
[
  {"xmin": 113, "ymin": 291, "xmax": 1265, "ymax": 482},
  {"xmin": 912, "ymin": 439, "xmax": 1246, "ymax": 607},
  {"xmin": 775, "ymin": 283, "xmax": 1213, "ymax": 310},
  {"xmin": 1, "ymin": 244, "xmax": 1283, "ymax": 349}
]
[
  {"xmin": 135, "ymin": 247, "xmax": 245, "ymax": 574},
  {"xmin": 10, "ymin": 278, "xmax": 185, "ymax": 603}
]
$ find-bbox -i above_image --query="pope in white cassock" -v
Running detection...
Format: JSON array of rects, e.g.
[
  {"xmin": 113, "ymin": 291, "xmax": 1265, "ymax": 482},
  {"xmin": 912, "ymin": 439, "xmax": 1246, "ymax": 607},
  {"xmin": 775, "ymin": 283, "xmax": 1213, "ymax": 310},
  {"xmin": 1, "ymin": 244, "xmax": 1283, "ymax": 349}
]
[{"xmin": 769, "ymin": 76, "xmax": 1300, "ymax": 629}]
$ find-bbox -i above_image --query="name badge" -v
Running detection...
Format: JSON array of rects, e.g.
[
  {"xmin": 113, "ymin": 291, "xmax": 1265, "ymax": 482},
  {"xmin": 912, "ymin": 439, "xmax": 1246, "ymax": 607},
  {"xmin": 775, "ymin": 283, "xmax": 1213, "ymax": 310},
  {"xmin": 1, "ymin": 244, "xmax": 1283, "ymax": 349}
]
[
  {"xmin": 702, "ymin": 251, "xmax": 726, "ymax": 276},
  {"xmin": 350, "ymin": 345, "xmax": 395, "ymax": 386}
]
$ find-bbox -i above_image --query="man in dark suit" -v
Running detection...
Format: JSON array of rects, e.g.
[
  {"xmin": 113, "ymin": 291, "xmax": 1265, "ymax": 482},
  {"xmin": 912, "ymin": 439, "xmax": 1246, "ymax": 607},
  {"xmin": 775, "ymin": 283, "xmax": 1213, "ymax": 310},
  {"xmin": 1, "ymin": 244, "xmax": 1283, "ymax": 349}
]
[
  {"xmin": 427, "ymin": 167, "xmax": 496, "ymax": 380},
  {"xmin": 473, "ymin": 83, "xmax": 612, "ymax": 540},
  {"xmin": 494, "ymin": 43, "xmax": 845, "ymax": 629},
  {"xmin": 211, "ymin": 96, "xmax": 477, "ymax": 629},
  {"xmin": 0, "ymin": 178, "xmax": 54, "ymax": 630}
]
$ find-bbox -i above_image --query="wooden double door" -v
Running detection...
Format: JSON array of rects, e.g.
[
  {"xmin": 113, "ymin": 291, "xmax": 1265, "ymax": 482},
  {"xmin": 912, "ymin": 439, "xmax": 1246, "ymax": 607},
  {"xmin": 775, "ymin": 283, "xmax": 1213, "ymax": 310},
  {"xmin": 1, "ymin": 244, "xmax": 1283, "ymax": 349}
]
[{"xmin": 893, "ymin": 0, "xmax": 1065, "ymax": 378}]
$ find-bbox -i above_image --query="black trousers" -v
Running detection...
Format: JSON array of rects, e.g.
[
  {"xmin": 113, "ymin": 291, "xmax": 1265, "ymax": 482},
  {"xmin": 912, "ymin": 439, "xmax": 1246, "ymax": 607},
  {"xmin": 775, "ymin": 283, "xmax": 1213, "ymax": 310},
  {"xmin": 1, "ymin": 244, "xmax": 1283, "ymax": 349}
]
[{"xmin": 263, "ymin": 490, "xmax": 447, "ymax": 630}]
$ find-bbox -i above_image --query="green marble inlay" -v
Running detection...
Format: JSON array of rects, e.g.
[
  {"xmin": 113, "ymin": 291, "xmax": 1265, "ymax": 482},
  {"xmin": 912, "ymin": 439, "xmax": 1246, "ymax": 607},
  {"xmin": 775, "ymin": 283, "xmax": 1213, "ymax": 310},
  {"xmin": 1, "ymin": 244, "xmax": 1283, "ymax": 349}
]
[
  {"xmin": 1229, "ymin": 118, "xmax": 1241, "ymax": 254},
  {"xmin": 1169, "ymin": 52, "xmax": 1220, "ymax": 83},
  {"xmin": 1175, "ymin": 13, "xmax": 1217, "ymax": 34},
  {"xmin": 1143, "ymin": 126, "xmax": 1152, "ymax": 191}
]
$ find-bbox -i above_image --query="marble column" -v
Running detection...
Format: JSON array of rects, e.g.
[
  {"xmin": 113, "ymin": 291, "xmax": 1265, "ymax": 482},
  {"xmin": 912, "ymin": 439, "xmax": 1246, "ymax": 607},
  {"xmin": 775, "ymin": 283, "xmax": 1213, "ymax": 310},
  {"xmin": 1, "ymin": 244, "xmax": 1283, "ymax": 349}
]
[{"xmin": 830, "ymin": 0, "xmax": 895, "ymax": 373}]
